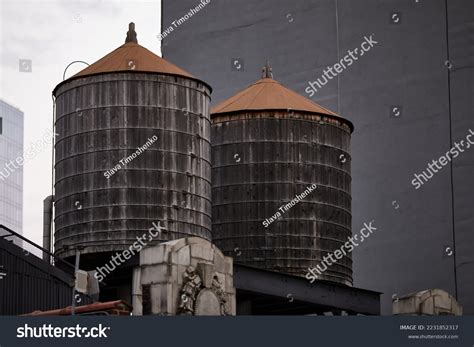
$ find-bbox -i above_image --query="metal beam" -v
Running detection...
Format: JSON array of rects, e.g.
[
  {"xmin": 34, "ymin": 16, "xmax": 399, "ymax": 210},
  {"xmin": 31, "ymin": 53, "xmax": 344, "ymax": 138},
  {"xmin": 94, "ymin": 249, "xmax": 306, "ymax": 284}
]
[{"xmin": 234, "ymin": 264, "xmax": 381, "ymax": 315}]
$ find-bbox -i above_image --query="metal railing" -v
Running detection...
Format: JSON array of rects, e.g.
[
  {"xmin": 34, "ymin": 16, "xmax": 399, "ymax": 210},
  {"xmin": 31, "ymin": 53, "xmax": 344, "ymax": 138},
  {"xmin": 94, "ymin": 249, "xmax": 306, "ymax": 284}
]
[{"xmin": 0, "ymin": 224, "xmax": 75, "ymax": 272}]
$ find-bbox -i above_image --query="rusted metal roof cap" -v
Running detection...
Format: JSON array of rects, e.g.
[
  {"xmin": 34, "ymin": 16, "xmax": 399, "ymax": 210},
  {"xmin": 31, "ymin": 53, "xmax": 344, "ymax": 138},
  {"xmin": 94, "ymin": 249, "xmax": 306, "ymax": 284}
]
[
  {"xmin": 212, "ymin": 62, "xmax": 353, "ymax": 131},
  {"xmin": 71, "ymin": 41, "xmax": 195, "ymax": 79},
  {"xmin": 55, "ymin": 23, "xmax": 209, "ymax": 94}
]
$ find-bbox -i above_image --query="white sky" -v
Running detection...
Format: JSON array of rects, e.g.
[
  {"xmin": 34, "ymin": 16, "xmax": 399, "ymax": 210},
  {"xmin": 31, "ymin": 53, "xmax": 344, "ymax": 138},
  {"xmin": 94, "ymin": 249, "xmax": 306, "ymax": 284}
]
[{"xmin": 0, "ymin": 0, "xmax": 161, "ymax": 248}]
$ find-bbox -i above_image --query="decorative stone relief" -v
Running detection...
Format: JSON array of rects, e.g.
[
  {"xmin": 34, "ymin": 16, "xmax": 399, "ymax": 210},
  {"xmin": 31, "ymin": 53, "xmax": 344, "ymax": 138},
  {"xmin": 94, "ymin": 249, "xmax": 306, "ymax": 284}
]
[
  {"xmin": 138, "ymin": 237, "xmax": 236, "ymax": 316},
  {"xmin": 178, "ymin": 270, "xmax": 229, "ymax": 316},
  {"xmin": 177, "ymin": 266, "xmax": 202, "ymax": 315}
]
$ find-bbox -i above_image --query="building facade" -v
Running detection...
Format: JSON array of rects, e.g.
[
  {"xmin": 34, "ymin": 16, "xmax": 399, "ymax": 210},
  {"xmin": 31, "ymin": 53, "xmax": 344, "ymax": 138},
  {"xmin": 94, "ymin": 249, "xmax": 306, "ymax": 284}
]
[
  {"xmin": 0, "ymin": 99, "xmax": 23, "ymax": 236},
  {"xmin": 161, "ymin": 0, "xmax": 474, "ymax": 314}
]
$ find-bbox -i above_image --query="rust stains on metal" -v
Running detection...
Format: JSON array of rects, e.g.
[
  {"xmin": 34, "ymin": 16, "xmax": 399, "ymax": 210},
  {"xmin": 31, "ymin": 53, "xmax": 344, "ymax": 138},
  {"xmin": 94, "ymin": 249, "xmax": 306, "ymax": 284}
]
[
  {"xmin": 23, "ymin": 300, "xmax": 132, "ymax": 316},
  {"xmin": 70, "ymin": 42, "xmax": 194, "ymax": 79},
  {"xmin": 54, "ymin": 23, "xmax": 204, "ymax": 96},
  {"xmin": 212, "ymin": 63, "xmax": 353, "ymax": 132},
  {"xmin": 213, "ymin": 78, "xmax": 328, "ymax": 115}
]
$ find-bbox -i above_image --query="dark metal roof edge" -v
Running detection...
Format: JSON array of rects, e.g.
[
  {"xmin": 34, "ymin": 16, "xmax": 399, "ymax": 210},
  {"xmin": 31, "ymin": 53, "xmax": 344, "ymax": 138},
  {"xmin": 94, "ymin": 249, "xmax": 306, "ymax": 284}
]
[
  {"xmin": 235, "ymin": 264, "xmax": 381, "ymax": 295},
  {"xmin": 234, "ymin": 264, "xmax": 381, "ymax": 315},
  {"xmin": 211, "ymin": 109, "xmax": 355, "ymax": 133},
  {"xmin": 0, "ymin": 237, "xmax": 74, "ymax": 284},
  {"xmin": 52, "ymin": 70, "xmax": 213, "ymax": 96}
]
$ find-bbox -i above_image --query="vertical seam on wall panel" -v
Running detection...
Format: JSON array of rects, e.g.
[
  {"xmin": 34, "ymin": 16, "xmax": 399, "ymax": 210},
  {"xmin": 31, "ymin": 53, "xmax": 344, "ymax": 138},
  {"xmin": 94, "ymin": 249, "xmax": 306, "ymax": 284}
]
[
  {"xmin": 161, "ymin": 0, "xmax": 164, "ymax": 57},
  {"xmin": 335, "ymin": 0, "xmax": 341, "ymax": 115},
  {"xmin": 444, "ymin": 0, "xmax": 458, "ymax": 300},
  {"xmin": 51, "ymin": 94, "xmax": 56, "ymax": 259}
]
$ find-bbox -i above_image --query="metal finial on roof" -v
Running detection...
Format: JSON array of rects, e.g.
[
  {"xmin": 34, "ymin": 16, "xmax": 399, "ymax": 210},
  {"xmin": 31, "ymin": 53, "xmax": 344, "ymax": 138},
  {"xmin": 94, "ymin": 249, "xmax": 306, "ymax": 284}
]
[
  {"xmin": 125, "ymin": 22, "xmax": 138, "ymax": 44},
  {"xmin": 262, "ymin": 61, "xmax": 273, "ymax": 79}
]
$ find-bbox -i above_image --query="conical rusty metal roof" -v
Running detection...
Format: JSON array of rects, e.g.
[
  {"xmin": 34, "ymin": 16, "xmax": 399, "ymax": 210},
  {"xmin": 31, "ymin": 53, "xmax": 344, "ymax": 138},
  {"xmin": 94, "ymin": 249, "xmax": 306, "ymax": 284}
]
[
  {"xmin": 212, "ymin": 77, "xmax": 338, "ymax": 116},
  {"xmin": 54, "ymin": 23, "xmax": 209, "ymax": 95},
  {"xmin": 70, "ymin": 42, "xmax": 195, "ymax": 79},
  {"xmin": 211, "ymin": 62, "xmax": 352, "ymax": 129}
]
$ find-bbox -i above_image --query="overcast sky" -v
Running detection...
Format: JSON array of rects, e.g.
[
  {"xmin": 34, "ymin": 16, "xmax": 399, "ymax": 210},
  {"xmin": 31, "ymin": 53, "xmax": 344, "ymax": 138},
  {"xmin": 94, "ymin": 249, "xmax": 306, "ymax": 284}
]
[{"xmin": 0, "ymin": 0, "xmax": 161, "ymax": 249}]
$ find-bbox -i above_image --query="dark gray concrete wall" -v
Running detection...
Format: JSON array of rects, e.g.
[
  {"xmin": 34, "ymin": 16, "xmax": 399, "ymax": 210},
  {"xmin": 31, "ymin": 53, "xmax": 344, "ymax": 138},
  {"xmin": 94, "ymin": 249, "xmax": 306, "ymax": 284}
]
[{"xmin": 162, "ymin": 0, "xmax": 474, "ymax": 314}]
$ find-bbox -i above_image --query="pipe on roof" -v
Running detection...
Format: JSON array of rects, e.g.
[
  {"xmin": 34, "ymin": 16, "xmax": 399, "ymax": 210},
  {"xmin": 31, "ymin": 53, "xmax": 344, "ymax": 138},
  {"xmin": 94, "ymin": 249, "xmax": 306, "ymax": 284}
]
[
  {"xmin": 43, "ymin": 195, "xmax": 53, "ymax": 262},
  {"xmin": 132, "ymin": 267, "xmax": 142, "ymax": 316}
]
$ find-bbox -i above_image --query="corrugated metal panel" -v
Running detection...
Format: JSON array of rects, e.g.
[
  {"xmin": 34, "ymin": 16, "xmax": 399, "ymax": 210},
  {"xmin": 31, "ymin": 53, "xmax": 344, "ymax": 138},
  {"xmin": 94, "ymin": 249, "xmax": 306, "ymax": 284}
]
[
  {"xmin": 212, "ymin": 110, "xmax": 353, "ymax": 285},
  {"xmin": 0, "ymin": 237, "xmax": 86, "ymax": 315},
  {"xmin": 53, "ymin": 72, "xmax": 212, "ymax": 260}
]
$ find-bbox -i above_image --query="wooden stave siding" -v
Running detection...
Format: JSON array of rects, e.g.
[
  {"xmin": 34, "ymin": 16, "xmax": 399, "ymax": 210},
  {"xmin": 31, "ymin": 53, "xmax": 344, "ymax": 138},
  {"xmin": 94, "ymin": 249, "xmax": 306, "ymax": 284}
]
[{"xmin": 54, "ymin": 73, "xmax": 211, "ymax": 260}]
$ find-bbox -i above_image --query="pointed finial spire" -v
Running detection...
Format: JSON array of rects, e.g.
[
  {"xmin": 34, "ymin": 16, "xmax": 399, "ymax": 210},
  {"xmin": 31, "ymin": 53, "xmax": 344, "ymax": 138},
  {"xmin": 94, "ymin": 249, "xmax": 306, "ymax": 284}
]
[
  {"xmin": 125, "ymin": 22, "xmax": 138, "ymax": 44},
  {"xmin": 262, "ymin": 61, "xmax": 273, "ymax": 79}
]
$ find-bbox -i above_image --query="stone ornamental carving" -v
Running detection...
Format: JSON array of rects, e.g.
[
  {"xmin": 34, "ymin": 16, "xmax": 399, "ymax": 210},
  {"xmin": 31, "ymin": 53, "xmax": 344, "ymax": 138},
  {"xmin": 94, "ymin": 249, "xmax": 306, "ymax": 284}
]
[
  {"xmin": 137, "ymin": 237, "xmax": 236, "ymax": 316},
  {"xmin": 178, "ymin": 268, "xmax": 229, "ymax": 316},
  {"xmin": 211, "ymin": 274, "xmax": 229, "ymax": 315},
  {"xmin": 177, "ymin": 266, "xmax": 202, "ymax": 315}
]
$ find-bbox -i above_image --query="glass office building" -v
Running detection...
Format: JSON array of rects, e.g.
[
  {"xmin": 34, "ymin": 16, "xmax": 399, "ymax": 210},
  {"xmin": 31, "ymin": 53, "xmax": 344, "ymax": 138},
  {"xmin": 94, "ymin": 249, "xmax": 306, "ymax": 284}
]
[{"xmin": 0, "ymin": 99, "xmax": 23, "ymax": 236}]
